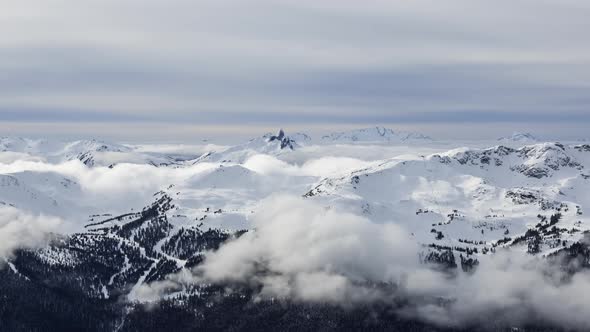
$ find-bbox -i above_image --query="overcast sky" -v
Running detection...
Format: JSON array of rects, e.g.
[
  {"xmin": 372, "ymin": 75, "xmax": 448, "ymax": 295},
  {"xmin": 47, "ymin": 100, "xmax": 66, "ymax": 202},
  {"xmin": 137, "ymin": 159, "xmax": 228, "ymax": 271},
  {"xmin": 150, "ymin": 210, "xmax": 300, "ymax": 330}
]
[{"xmin": 1, "ymin": 0, "xmax": 589, "ymax": 142}]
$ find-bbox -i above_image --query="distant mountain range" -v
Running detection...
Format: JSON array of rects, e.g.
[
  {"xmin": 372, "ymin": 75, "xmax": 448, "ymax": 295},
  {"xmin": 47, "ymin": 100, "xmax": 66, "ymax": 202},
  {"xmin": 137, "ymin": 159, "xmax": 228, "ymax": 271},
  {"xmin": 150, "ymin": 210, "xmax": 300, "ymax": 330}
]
[
  {"xmin": 497, "ymin": 132, "xmax": 539, "ymax": 143},
  {"xmin": 1, "ymin": 127, "xmax": 433, "ymax": 167},
  {"xmin": 3, "ymin": 129, "xmax": 561, "ymax": 169},
  {"xmin": 321, "ymin": 126, "xmax": 433, "ymax": 143}
]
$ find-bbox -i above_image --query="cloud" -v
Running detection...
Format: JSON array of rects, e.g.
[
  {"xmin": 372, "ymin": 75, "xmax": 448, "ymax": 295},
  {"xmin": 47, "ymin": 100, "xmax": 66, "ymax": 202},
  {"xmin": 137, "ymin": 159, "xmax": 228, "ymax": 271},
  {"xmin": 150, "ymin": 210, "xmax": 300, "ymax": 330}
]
[
  {"xmin": 402, "ymin": 251, "xmax": 590, "ymax": 329},
  {"xmin": 0, "ymin": 157, "xmax": 219, "ymax": 197},
  {"xmin": 139, "ymin": 195, "xmax": 590, "ymax": 329},
  {"xmin": 0, "ymin": 205, "xmax": 62, "ymax": 260},
  {"xmin": 1, "ymin": 0, "xmax": 590, "ymax": 139},
  {"xmin": 135, "ymin": 194, "xmax": 417, "ymax": 303},
  {"xmin": 0, "ymin": 158, "xmax": 222, "ymax": 224},
  {"xmin": 198, "ymin": 196, "xmax": 418, "ymax": 290},
  {"xmin": 243, "ymin": 154, "xmax": 376, "ymax": 178},
  {"xmin": 0, "ymin": 152, "xmax": 46, "ymax": 164}
]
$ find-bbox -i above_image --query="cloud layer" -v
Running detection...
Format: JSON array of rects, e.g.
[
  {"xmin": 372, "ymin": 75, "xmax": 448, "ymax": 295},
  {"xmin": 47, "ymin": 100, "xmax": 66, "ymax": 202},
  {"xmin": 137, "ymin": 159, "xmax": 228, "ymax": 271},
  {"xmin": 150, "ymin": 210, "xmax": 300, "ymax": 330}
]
[
  {"xmin": 2, "ymin": 0, "xmax": 590, "ymax": 140},
  {"xmin": 138, "ymin": 195, "xmax": 590, "ymax": 330}
]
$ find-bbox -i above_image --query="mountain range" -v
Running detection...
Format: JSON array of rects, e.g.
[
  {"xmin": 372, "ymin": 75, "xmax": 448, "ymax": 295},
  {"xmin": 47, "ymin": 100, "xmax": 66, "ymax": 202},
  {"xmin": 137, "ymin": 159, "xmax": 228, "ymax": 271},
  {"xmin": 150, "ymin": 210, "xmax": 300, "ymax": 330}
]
[{"xmin": 1, "ymin": 128, "xmax": 589, "ymax": 331}]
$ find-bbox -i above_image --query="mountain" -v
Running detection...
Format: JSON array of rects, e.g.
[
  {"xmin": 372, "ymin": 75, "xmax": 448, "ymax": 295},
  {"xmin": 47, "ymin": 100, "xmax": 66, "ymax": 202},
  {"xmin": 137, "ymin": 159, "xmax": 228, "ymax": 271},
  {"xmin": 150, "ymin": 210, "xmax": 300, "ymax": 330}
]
[
  {"xmin": 306, "ymin": 142, "xmax": 590, "ymax": 259},
  {"xmin": 497, "ymin": 132, "xmax": 539, "ymax": 143},
  {"xmin": 0, "ymin": 137, "xmax": 37, "ymax": 152},
  {"xmin": 0, "ymin": 137, "xmax": 203, "ymax": 167},
  {"xmin": 55, "ymin": 139, "xmax": 201, "ymax": 167},
  {"xmin": 2, "ymin": 190, "xmax": 469, "ymax": 331},
  {"xmin": 2, "ymin": 138, "xmax": 590, "ymax": 331},
  {"xmin": 57, "ymin": 139, "xmax": 133, "ymax": 166},
  {"xmin": 289, "ymin": 132, "xmax": 312, "ymax": 145},
  {"xmin": 0, "ymin": 173, "xmax": 63, "ymax": 216},
  {"xmin": 321, "ymin": 126, "xmax": 432, "ymax": 143},
  {"xmin": 0, "ymin": 137, "xmax": 63, "ymax": 154},
  {"xmin": 441, "ymin": 142, "xmax": 584, "ymax": 179},
  {"xmin": 201, "ymin": 129, "xmax": 308, "ymax": 163},
  {"xmin": 4, "ymin": 184, "xmax": 584, "ymax": 331}
]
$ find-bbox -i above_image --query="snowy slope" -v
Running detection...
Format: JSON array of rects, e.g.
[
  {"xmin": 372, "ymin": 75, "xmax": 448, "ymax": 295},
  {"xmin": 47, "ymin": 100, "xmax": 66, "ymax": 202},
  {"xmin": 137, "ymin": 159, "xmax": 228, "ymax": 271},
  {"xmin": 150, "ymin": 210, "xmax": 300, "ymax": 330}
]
[
  {"xmin": 305, "ymin": 142, "xmax": 590, "ymax": 257},
  {"xmin": 0, "ymin": 173, "xmax": 63, "ymax": 216}
]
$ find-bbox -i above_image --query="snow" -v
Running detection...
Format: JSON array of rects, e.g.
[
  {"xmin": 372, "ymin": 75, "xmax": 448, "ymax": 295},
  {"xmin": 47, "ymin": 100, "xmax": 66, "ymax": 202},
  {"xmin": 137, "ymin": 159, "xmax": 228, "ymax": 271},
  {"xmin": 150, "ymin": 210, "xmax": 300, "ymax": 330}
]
[
  {"xmin": 5, "ymin": 260, "xmax": 30, "ymax": 280},
  {"xmin": 0, "ymin": 137, "xmax": 211, "ymax": 168},
  {"xmin": 2, "ymin": 129, "xmax": 590, "ymax": 294},
  {"xmin": 498, "ymin": 132, "xmax": 539, "ymax": 143}
]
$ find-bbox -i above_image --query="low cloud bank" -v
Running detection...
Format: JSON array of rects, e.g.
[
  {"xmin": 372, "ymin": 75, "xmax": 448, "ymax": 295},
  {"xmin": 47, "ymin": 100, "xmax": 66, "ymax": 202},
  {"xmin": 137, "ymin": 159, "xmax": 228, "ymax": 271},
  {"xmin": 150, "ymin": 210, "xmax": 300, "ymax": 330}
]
[
  {"xmin": 0, "ymin": 159, "xmax": 220, "ymax": 221},
  {"xmin": 243, "ymin": 154, "xmax": 375, "ymax": 177},
  {"xmin": 140, "ymin": 195, "xmax": 590, "ymax": 330}
]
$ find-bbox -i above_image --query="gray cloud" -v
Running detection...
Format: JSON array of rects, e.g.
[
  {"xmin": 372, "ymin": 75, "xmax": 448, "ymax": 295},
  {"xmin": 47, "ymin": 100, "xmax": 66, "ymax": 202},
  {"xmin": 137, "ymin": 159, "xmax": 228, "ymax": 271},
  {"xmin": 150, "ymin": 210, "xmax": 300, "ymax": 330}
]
[{"xmin": 1, "ymin": 0, "xmax": 590, "ymax": 139}]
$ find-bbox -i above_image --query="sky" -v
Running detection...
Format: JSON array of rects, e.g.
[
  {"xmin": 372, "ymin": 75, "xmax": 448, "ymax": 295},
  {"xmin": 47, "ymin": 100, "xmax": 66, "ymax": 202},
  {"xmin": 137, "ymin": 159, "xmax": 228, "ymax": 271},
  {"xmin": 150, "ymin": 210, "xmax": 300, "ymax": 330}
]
[{"xmin": 1, "ymin": 0, "xmax": 589, "ymax": 142}]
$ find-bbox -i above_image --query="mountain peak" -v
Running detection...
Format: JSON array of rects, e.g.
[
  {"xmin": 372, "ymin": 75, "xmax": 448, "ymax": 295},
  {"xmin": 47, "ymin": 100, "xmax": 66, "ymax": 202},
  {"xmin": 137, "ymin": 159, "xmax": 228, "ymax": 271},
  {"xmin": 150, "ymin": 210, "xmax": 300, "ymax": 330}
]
[
  {"xmin": 267, "ymin": 129, "xmax": 296, "ymax": 150},
  {"xmin": 268, "ymin": 129, "xmax": 286, "ymax": 141}
]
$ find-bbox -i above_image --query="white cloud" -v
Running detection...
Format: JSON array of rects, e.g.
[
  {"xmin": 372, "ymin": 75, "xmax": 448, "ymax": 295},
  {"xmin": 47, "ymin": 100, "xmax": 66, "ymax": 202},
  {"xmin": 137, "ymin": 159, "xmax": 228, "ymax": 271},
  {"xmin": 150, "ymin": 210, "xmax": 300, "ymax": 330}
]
[
  {"xmin": 403, "ymin": 251, "xmax": 590, "ymax": 329},
  {"xmin": 243, "ymin": 154, "xmax": 376, "ymax": 177},
  {"xmin": 0, "ymin": 158, "xmax": 219, "ymax": 196},
  {"xmin": 0, "ymin": 205, "xmax": 62, "ymax": 260},
  {"xmin": 0, "ymin": 152, "xmax": 46, "ymax": 164},
  {"xmin": 139, "ymin": 195, "xmax": 590, "ymax": 329}
]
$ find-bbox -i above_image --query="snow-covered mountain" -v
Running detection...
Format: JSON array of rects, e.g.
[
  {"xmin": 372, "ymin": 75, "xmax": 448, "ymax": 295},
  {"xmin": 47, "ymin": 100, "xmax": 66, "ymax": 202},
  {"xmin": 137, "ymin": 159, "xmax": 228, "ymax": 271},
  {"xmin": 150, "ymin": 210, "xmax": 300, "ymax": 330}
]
[
  {"xmin": 497, "ymin": 132, "xmax": 539, "ymax": 143},
  {"xmin": 201, "ymin": 129, "xmax": 308, "ymax": 163},
  {"xmin": 0, "ymin": 137, "xmax": 63, "ymax": 154},
  {"xmin": 0, "ymin": 127, "xmax": 435, "ymax": 167},
  {"xmin": 0, "ymin": 137, "xmax": 205, "ymax": 167},
  {"xmin": 2, "ymin": 135, "xmax": 590, "ymax": 331},
  {"xmin": 57, "ymin": 139, "xmax": 133, "ymax": 166},
  {"xmin": 2, "ymin": 139, "xmax": 589, "ymax": 250},
  {"xmin": 321, "ymin": 126, "xmax": 432, "ymax": 143},
  {"xmin": 306, "ymin": 142, "xmax": 590, "ymax": 258}
]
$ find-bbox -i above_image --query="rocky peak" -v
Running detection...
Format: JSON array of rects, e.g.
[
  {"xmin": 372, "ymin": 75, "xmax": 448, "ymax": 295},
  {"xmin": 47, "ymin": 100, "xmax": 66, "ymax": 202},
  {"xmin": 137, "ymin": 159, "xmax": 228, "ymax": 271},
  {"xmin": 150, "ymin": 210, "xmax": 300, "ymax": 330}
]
[
  {"xmin": 441, "ymin": 142, "xmax": 582, "ymax": 178},
  {"xmin": 267, "ymin": 129, "xmax": 297, "ymax": 150}
]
